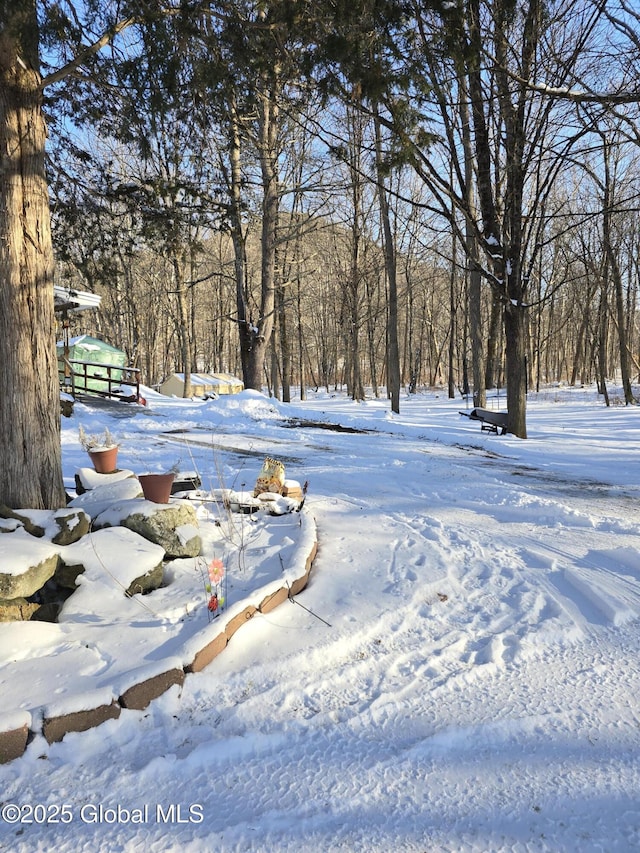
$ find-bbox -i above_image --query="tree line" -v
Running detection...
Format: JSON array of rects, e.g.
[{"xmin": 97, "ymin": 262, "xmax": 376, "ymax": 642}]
[{"xmin": 2, "ymin": 0, "xmax": 640, "ymax": 508}]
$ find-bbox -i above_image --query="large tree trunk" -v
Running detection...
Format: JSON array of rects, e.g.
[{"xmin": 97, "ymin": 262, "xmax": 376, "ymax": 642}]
[
  {"xmin": 0, "ymin": 10, "xmax": 66, "ymax": 509},
  {"xmin": 504, "ymin": 302, "xmax": 528, "ymax": 438},
  {"xmin": 458, "ymin": 74, "xmax": 485, "ymax": 407},
  {"xmin": 231, "ymin": 81, "xmax": 279, "ymax": 393}
]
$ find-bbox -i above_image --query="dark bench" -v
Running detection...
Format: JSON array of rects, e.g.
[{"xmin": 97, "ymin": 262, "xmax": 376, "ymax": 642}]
[{"xmin": 459, "ymin": 407, "xmax": 509, "ymax": 435}]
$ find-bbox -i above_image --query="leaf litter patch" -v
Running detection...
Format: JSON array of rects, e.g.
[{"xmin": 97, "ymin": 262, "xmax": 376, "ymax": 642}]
[{"xmin": 284, "ymin": 418, "xmax": 374, "ymax": 434}]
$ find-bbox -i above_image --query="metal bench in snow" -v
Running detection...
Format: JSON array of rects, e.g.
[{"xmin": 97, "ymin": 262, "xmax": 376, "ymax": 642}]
[{"xmin": 459, "ymin": 407, "xmax": 509, "ymax": 435}]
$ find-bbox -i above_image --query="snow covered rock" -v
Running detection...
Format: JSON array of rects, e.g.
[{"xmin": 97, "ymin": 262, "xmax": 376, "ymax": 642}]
[
  {"xmin": 69, "ymin": 477, "xmax": 144, "ymax": 519},
  {"xmin": 50, "ymin": 508, "xmax": 91, "ymax": 545},
  {"xmin": 0, "ymin": 530, "xmax": 59, "ymax": 599},
  {"xmin": 74, "ymin": 466, "xmax": 139, "ymax": 496},
  {"xmin": 0, "ymin": 505, "xmax": 46, "ymax": 537},
  {"xmin": 57, "ymin": 527, "xmax": 166, "ymax": 622},
  {"xmin": 0, "ymin": 506, "xmax": 90, "ymax": 545},
  {"xmin": 42, "ymin": 688, "xmax": 121, "ymax": 744},
  {"xmin": 0, "ymin": 711, "xmax": 31, "ymax": 763},
  {"xmin": 116, "ymin": 658, "xmax": 185, "ymax": 711},
  {"xmin": 93, "ymin": 499, "xmax": 202, "ymax": 558}
]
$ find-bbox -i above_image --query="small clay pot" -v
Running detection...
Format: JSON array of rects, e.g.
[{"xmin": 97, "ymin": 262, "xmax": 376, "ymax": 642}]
[
  {"xmin": 138, "ymin": 473, "xmax": 175, "ymax": 504},
  {"xmin": 88, "ymin": 446, "xmax": 119, "ymax": 474}
]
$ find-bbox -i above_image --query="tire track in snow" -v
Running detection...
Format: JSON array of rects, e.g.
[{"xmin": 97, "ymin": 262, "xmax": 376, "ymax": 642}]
[
  {"xmin": 202, "ymin": 438, "xmax": 640, "ymax": 753},
  {"xmin": 515, "ymin": 532, "xmax": 640, "ymax": 638},
  {"xmin": 355, "ymin": 489, "xmax": 640, "ymax": 722}
]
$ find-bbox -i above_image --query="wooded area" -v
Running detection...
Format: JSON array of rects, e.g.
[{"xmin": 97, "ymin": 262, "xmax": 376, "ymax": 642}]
[{"xmin": 2, "ymin": 0, "xmax": 640, "ymax": 507}]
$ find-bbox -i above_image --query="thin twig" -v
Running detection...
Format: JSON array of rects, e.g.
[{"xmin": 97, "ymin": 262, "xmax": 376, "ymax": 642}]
[{"xmin": 286, "ymin": 580, "xmax": 331, "ymax": 627}]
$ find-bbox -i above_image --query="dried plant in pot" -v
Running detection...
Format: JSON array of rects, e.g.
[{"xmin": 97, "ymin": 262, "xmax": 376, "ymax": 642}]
[{"xmin": 79, "ymin": 426, "xmax": 119, "ymax": 474}]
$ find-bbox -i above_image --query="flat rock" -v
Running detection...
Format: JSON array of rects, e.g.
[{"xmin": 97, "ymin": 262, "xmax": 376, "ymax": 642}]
[
  {"xmin": 0, "ymin": 530, "xmax": 59, "ymax": 599},
  {"xmin": 74, "ymin": 467, "xmax": 138, "ymax": 496},
  {"xmin": 93, "ymin": 500, "xmax": 202, "ymax": 558},
  {"xmin": 69, "ymin": 478, "xmax": 144, "ymax": 519},
  {"xmin": 57, "ymin": 527, "xmax": 166, "ymax": 622}
]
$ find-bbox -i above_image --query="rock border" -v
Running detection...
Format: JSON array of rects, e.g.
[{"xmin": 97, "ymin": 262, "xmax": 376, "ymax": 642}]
[{"xmin": 0, "ymin": 512, "xmax": 318, "ymax": 763}]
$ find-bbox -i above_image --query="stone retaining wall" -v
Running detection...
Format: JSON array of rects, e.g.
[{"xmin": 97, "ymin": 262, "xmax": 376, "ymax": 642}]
[{"xmin": 0, "ymin": 537, "xmax": 317, "ymax": 763}]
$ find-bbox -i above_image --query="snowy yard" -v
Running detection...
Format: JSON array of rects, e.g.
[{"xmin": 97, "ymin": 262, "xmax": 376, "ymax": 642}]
[{"xmin": 0, "ymin": 385, "xmax": 639, "ymax": 852}]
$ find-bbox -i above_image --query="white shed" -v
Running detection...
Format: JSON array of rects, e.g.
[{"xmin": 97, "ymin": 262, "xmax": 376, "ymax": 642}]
[{"xmin": 159, "ymin": 373, "xmax": 244, "ymax": 398}]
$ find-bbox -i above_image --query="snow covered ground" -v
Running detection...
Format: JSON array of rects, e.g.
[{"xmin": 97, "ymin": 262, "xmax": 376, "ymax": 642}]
[{"xmin": 1, "ymin": 384, "xmax": 639, "ymax": 852}]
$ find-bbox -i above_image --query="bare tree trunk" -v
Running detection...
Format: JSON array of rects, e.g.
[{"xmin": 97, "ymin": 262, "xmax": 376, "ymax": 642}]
[
  {"xmin": 374, "ymin": 111, "xmax": 400, "ymax": 413},
  {"xmin": 276, "ymin": 264, "xmax": 291, "ymax": 403},
  {"xmin": 448, "ymin": 256, "xmax": 457, "ymax": 400},
  {"xmin": 597, "ymin": 273, "xmax": 610, "ymax": 405},
  {"xmin": 468, "ymin": 263, "xmax": 485, "ymax": 404},
  {"xmin": 459, "ymin": 73, "xmax": 485, "ymax": 407},
  {"xmin": 346, "ymin": 104, "xmax": 365, "ymax": 402},
  {"xmin": 0, "ymin": 8, "xmax": 66, "ymax": 508},
  {"xmin": 297, "ymin": 274, "xmax": 306, "ymax": 400},
  {"xmin": 226, "ymin": 98, "xmax": 253, "ymax": 384},
  {"xmin": 224, "ymin": 94, "xmax": 274, "ymax": 393},
  {"xmin": 503, "ymin": 302, "xmax": 528, "ymax": 437},
  {"xmin": 246, "ymin": 84, "xmax": 279, "ymax": 391},
  {"xmin": 365, "ymin": 271, "xmax": 380, "ymax": 397},
  {"xmin": 602, "ymin": 143, "xmax": 634, "ymax": 404},
  {"xmin": 226, "ymin": 90, "xmax": 278, "ymax": 393},
  {"xmin": 172, "ymin": 255, "xmax": 193, "ymax": 397},
  {"xmin": 570, "ymin": 309, "xmax": 590, "ymax": 387},
  {"xmin": 484, "ymin": 293, "xmax": 502, "ymax": 389}
]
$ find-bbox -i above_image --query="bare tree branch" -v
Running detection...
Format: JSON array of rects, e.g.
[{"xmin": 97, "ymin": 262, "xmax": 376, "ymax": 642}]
[{"xmin": 41, "ymin": 16, "xmax": 137, "ymax": 89}]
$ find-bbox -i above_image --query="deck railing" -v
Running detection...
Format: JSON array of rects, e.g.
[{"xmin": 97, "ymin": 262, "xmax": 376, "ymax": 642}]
[{"xmin": 59, "ymin": 358, "xmax": 141, "ymax": 403}]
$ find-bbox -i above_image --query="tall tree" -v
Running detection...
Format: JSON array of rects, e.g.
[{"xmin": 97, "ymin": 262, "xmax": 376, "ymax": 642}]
[
  {"xmin": 374, "ymin": 107, "xmax": 401, "ymax": 413},
  {"xmin": 0, "ymin": 1, "xmax": 153, "ymax": 507},
  {"xmin": 0, "ymin": 1, "xmax": 66, "ymax": 508},
  {"xmin": 197, "ymin": 0, "xmax": 315, "ymax": 392}
]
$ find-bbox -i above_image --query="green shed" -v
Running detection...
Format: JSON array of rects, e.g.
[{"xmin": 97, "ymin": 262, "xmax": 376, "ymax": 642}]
[{"xmin": 57, "ymin": 335, "xmax": 127, "ymax": 394}]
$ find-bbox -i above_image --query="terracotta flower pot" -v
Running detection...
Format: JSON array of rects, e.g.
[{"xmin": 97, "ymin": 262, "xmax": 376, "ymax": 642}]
[
  {"xmin": 88, "ymin": 446, "xmax": 119, "ymax": 474},
  {"xmin": 138, "ymin": 473, "xmax": 175, "ymax": 504}
]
